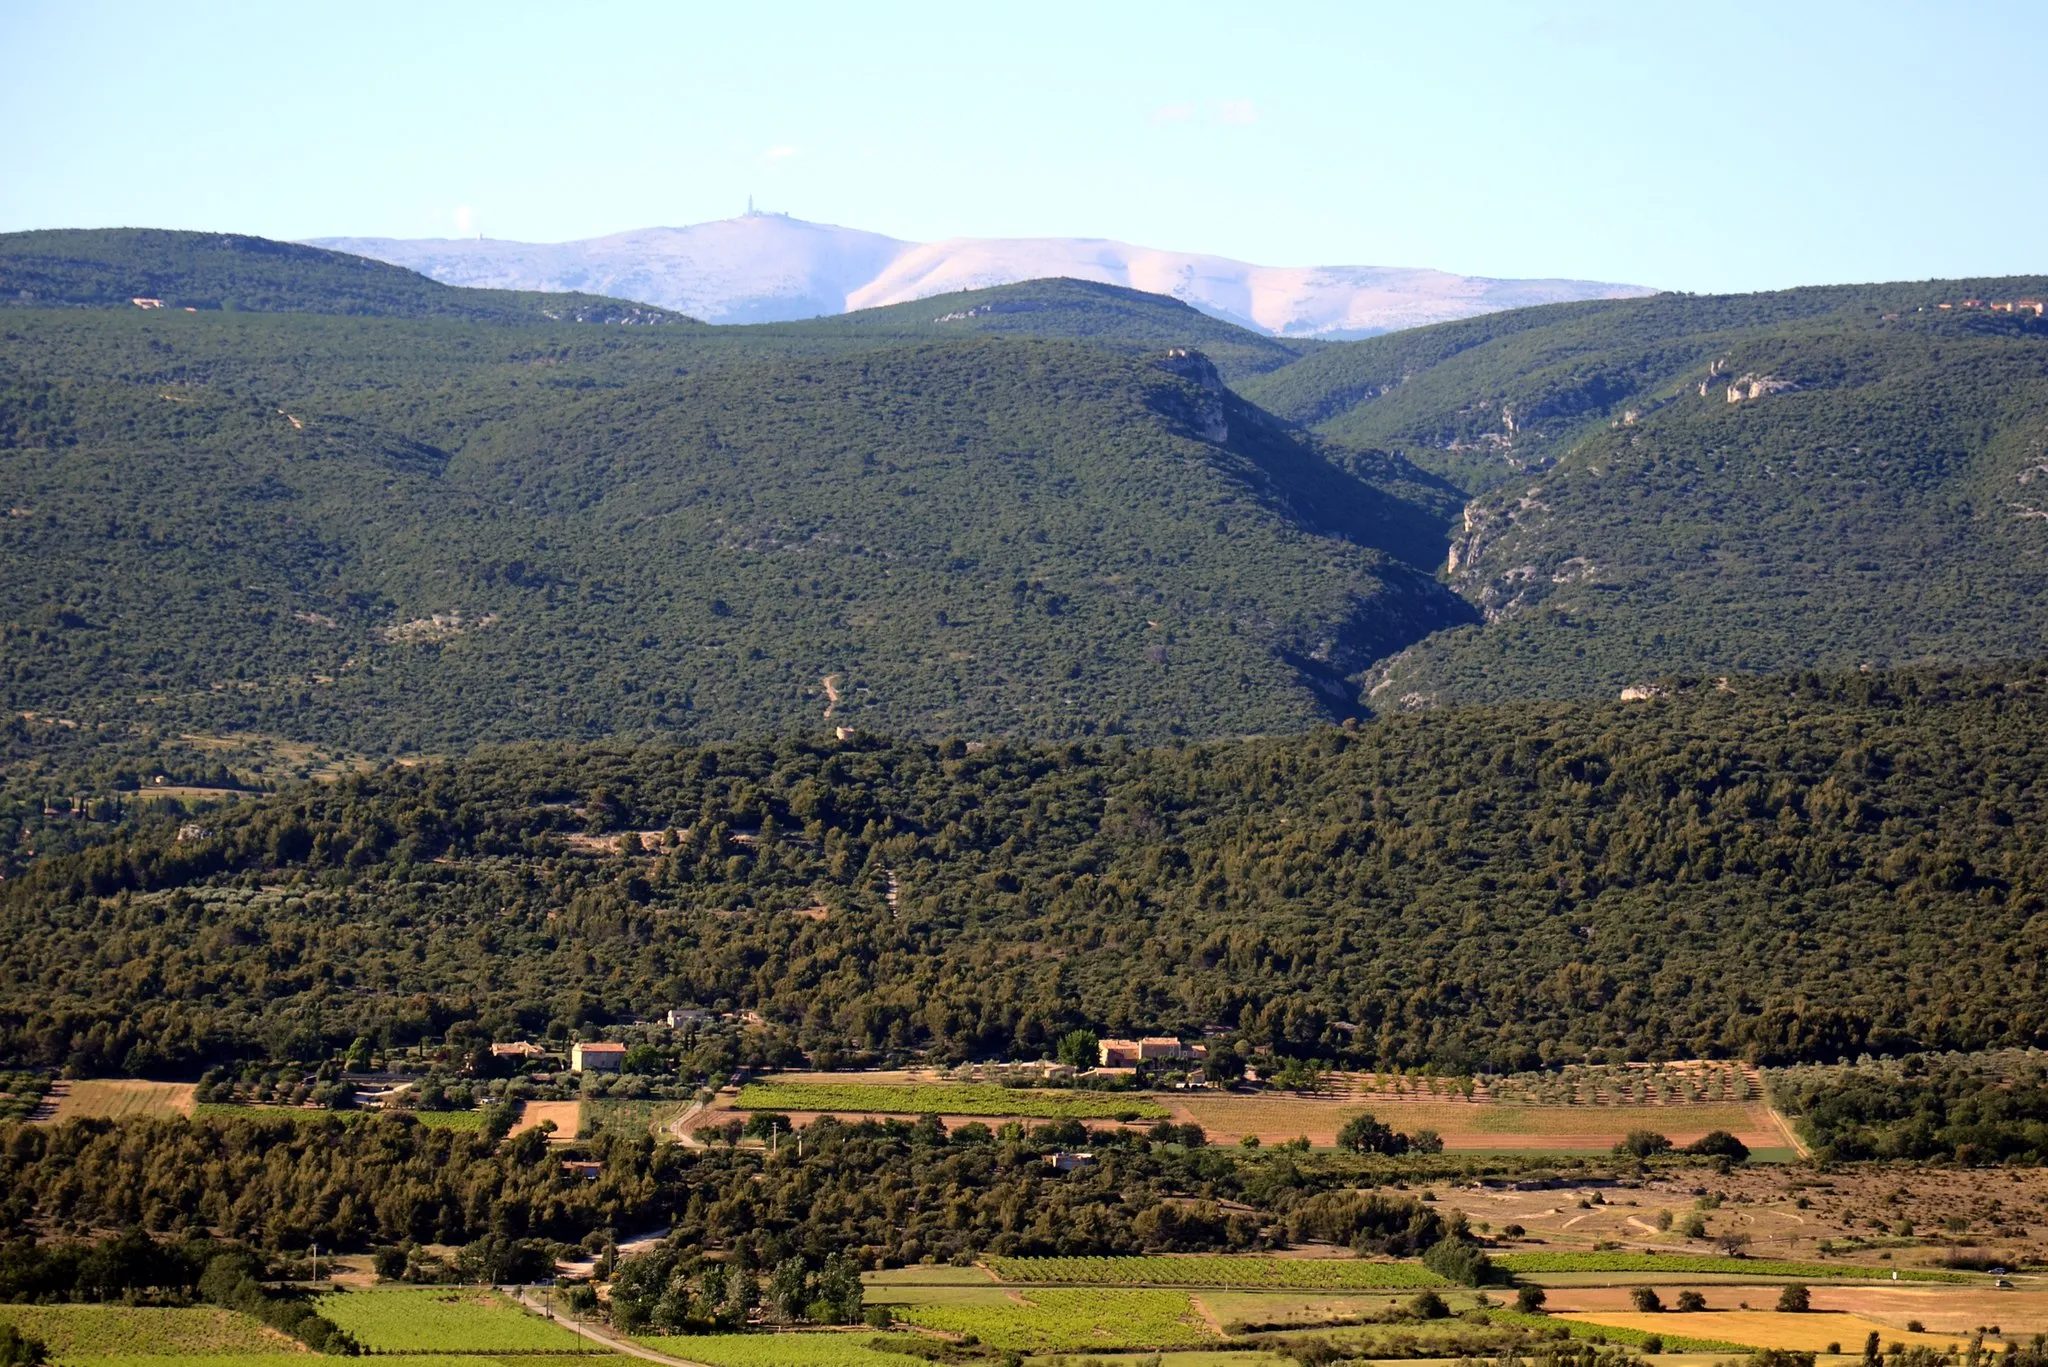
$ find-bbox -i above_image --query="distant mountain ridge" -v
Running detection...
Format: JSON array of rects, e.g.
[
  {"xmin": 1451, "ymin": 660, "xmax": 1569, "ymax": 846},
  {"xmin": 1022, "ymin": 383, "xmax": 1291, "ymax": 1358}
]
[{"xmin": 308, "ymin": 213, "xmax": 1655, "ymax": 336}]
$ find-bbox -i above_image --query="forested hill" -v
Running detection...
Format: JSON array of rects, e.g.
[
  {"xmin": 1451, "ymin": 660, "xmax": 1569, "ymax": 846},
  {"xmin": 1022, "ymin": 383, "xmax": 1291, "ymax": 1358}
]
[
  {"xmin": 789, "ymin": 278, "xmax": 1318, "ymax": 382},
  {"xmin": 1230, "ymin": 278, "xmax": 2048, "ymax": 706},
  {"xmin": 5, "ymin": 662, "xmax": 2043, "ymax": 1076},
  {"xmin": 0, "ymin": 270, "xmax": 1467, "ymax": 754},
  {"xmin": 0, "ymin": 228, "xmax": 693, "ymax": 324},
  {"xmin": 1236, "ymin": 278, "xmax": 2048, "ymax": 488}
]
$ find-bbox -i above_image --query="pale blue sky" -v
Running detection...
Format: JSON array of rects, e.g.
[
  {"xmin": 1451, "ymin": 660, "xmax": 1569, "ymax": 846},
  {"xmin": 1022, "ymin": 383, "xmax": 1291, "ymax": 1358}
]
[{"xmin": 2, "ymin": 0, "xmax": 2042, "ymax": 293}]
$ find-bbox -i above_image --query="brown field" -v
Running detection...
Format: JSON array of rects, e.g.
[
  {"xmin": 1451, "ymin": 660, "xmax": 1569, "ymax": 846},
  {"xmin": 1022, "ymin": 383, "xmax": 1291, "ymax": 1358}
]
[
  {"xmin": 1165, "ymin": 1094, "xmax": 1781, "ymax": 1152},
  {"xmin": 1549, "ymin": 1285, "xmax": 2048, "ymax": 1338},
  {"xmin": 711, "ymin": 1069, "xmax": 1790, "ymax": 1154},
  {"xmin": 43, "ymin": 1079, "xmax": 196, "ymax": 1121},
  {"xmin": 1560, "ymin": 1310, "xmax": 1996, "ymax": 1353},
  {"xmin": 511, "ymin": 1100, "xmax": 583, "ymax": 1140}
]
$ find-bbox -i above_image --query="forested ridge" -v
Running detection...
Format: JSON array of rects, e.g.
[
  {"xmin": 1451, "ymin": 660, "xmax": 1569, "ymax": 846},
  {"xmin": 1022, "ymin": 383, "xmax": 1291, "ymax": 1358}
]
[
  {"xmin": 0, "ymin": 252, "xmax": 1464, "ymax": 755},
  {"xmin": 4, "ymin": 663, "xmax": 2043, "ymax": 1076}
]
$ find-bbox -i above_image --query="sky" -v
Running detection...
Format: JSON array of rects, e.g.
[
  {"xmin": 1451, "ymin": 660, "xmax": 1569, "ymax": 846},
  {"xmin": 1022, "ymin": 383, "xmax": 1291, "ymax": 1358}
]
[{"xmin": 2, "ymin": 0, "xmax": 2043, "ymax": 294}]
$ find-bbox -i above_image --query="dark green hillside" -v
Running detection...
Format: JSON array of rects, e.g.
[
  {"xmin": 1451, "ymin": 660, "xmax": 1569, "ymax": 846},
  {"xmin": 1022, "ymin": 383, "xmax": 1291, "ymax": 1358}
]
[
  {"xmin": 0, "ymin": 299, "xmax": 1467, "ymax": 753},
  {"xmin": 782, "ymin": 277, "xmax": 1317, "ymax": 382},
  {"xmin": 1366, "ymin": 294, "xmax": 2048, "ymax": 705},
  {"xmin": 1238, "ymin": 278, "xmax": 2048, "ymax": 491},
  {"xmin": 5, "ymin": 662, "xmax": 2044, "ymax": 1075},
  {"xmin": 0, "ymin": 228, "xmax": 693, "ymax": 324}
]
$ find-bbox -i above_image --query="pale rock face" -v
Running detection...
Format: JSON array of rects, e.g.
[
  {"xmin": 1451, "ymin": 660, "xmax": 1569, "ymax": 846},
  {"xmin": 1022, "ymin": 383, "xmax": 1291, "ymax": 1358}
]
[{"xmin": 309, "ymin": 215, "xmax": 1654, "ymax": 338}]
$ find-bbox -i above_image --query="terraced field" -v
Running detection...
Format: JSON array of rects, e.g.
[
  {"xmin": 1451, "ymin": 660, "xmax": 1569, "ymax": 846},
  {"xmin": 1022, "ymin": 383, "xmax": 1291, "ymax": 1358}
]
[
  {"xmin": 633, "ymin": 1334, "xmax": 918, "ymax": 1367},
  {"xmin": 315, "ymin": 1289, "xmax": 590, "ymax": 1353},
  {"xmin": 984, "ymin": 1255, "xmax": 1446, "ymax": 1289}
]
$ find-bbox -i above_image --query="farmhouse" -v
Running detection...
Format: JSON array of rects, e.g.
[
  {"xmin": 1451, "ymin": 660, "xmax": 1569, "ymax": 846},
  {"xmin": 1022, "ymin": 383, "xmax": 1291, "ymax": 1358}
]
[
  {"xmin": 490, "ymin": 1041, "xmax": 545, "ymax": 1060},
  {"xmin": 1097, "ymin": 1038, "xmax": 1142, "ymax": 1066},
  {"xmin": 666, "ymin": 1007, "xmax": 713, "ymax": 1027},
  {"xmin": 561, "ymin": 1160, "xmax": 603, "ymax": 1181},
  {"xmin": 570, "ymin": 1041, "xmax": 626, "ymax": 1072},
  {"xmin": 1097, "ymin": 1036, "xmax": 1205, "ymax": 1067},
  {"xmin": 1044, "ymin": 1151, "xmax": 1095, "ymax": 1173}
]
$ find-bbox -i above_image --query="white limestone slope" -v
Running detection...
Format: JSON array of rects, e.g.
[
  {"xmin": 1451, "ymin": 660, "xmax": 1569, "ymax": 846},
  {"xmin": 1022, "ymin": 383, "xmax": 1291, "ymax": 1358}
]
[
  {"xmin": 849, "ymin": 237, "xmax": 1653, "ymax": 337},
  {"xmin": 311, "ymin": 216, "xmax": 915, "ymax": 325},
  {"xmin": 310, "ymin": 215, "xmax": 1653, "ymax": 336}
]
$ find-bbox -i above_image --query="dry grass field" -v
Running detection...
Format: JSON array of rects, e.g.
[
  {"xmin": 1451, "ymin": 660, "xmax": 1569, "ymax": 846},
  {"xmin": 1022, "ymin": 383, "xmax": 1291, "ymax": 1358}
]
[
  {"xmin": 1547, "ymin": 1284, "xmax": 2048, "ymax": 1337},
  {"xmin": 1559, "ymin": 1309, "xmax": 1994, "ymax": 1353},
  {"xmin": 43, "ymin": 1079, "xmax": 196, "ymax": 1121},
  {"xmin": 699, "ymin": 1067, "xmax": 1794, "ymax": 1155},
  {"xmin": 1164, "ymin": 1094, "xmax": 1784, "ymax": 1152}
]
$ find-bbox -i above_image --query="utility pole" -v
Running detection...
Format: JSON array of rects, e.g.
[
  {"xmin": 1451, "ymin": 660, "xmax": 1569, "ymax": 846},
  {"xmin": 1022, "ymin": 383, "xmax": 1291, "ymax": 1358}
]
[{"xmin": 310, "ymin": 1240, "xmax": 319, "ymax": 1286}]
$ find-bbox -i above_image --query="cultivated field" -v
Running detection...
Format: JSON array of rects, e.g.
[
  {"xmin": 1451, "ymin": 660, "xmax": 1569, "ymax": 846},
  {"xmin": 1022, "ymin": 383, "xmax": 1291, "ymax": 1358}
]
[
  {"xmin": 879, "ymin": 1286, "xmax": 1216, "ymax": 1351},
  {"xmin": 984, "ymin": 1256, "xmax": 1446, "ymax": 1289},
  {"xmin": 315, "ymin": 1288, "xmax": 591, "ymax": 1353},
  {"xmin": 733, "ymin": 1079, "xmax": 1167, "ymax": 1121},
  {"xmin": 0, "ymin": 1305, "xmax": 297, "ymax": 1355},
  {"xmin": 634, "ymin": 1333, "xmax": 920, "ymax": 1367},
  {"xmin": 43, "ymin": 1078, "xmax": 197, "ymax": 1122}
]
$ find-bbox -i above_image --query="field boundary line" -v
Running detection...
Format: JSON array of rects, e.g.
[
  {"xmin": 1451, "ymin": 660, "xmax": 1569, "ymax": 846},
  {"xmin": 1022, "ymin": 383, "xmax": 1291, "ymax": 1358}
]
[
  {"xmin": 1764, "ymin": 1101, "xmax": 1812, "ymax": 1159},
  {"xmin": 509, "ymin": 1292, "xmax": 714, "ymax": 1367}
]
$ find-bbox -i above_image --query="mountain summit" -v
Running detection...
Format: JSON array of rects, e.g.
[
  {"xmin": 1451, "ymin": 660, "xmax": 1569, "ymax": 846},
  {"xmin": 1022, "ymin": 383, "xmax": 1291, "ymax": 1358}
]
[{"xmin": 309, "ymin": 213, "xmax": 1653, "ymax": 336}]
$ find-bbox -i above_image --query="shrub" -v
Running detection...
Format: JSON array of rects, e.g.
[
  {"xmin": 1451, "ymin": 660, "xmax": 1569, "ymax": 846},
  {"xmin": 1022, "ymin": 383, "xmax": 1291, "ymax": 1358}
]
[
  {"xmin": 1408, "ymin": 1291, "xmax": 1450, "ymax": 1320},
  {"xmin": 1676, "ymin": 1290, "xmax": 1707, "ymax": 1312},
  {"xmin": 1516, "ymin": 1286, "xmax": 1548, "ymax": 1314},
  {"xmin": 1631, "ymin": 1287, "xmax": 1664, "ymax": 1313},
  {"xmin": 1777, "ymin": 1285, "xmax": 1811, "ymax": 1313},
  {"xmin": 1686, "ymin": 1130, "xmax": 1751, "ymax": 1161},
  {"xmin": 1422, "ymin": 1238, "xmax": 1494, "ymax": 1287},
  {"xmin": 1615, "ymin": 1130, "xmax": 1673, "ymax": 1158}
]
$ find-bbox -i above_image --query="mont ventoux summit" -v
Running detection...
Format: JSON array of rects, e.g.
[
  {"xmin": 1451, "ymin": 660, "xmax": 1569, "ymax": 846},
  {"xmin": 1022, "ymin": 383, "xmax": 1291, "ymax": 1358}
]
[
  {"xmin": 311, "ymin": 206, "xmax": 1655, "ymax": 333},
  {"xmin": 6, "ymin": 205, "xmax": 2048, "ymax": 1356}
]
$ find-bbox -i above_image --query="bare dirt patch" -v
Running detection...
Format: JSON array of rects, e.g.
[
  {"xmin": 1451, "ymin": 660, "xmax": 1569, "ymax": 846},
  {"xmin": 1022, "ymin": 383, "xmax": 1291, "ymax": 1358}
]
[{"xmin": 511, "ymin": 1100, "xmax": 583, "ymax": 1141}]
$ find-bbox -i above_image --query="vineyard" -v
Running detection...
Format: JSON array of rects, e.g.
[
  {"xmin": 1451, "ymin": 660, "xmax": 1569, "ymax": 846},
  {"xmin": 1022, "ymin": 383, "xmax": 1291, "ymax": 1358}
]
[
  {"xmin": 634, "ymin": 1333, "xmax": 919, "ymax": 1367},
  {"xmin": 315, "ymin": 1289, "xmax": 591, "ymax": 1353},
  {"xmin": 984, "ymin": 1255, "xmax": 1446, "ymax": 1289},
  {"xmin": 407, "ymin": 1109, "xmax": 487, "ymax": 1130},
  {"xmin": 1494, "ymin": 1252, "xmax": 1967, "ymax": 1281},
  {"xmin": 733, "ymin": 1081, "xmax": 1168, "ymax": 1121},
  {"xmin": 883, "ymin": 1287, "xmax": 1214, "ymax": 1351},
  {"xmin": 73, "ymin": 1358, "xmax": 625, "ymax": 1367},
  {"xmin": 0, "ymin": 1306, "xmax": 294, "ymax": 1356}
]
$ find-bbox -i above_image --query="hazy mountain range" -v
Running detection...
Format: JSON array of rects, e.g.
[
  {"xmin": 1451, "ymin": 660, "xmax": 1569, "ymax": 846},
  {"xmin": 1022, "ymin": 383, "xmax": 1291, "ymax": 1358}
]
[{"xmin": 308, "ymin": 212, "xmax": 1656, "ymax": 336}]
